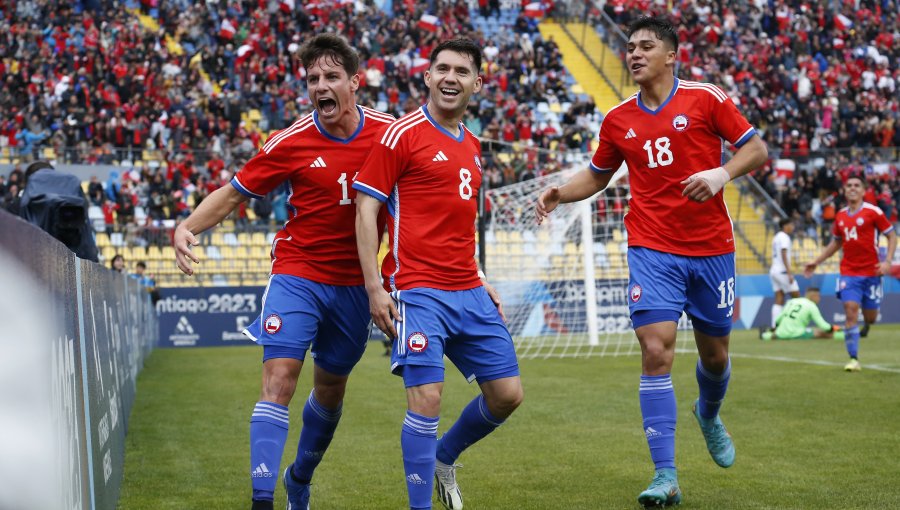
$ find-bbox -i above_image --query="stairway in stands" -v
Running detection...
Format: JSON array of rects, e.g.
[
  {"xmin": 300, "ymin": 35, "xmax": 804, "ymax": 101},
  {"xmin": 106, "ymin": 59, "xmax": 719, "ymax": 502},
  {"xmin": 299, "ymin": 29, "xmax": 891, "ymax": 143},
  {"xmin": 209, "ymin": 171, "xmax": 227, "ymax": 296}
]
[
  {"xmin": 537, "ymin": 21, "xmax": 623, "ymax": 114},
  {"xmin": 724, "ymin": 183, "xmax": 768, "ymax": 274}
]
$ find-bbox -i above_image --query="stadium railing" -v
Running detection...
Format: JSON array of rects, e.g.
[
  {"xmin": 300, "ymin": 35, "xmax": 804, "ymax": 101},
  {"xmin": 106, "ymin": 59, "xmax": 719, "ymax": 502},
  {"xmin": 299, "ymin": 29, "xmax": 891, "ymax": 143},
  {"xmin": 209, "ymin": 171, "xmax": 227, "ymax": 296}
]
[{"xmin": 549, "ymin": 1, "xmax": 634, "ymax": 100}]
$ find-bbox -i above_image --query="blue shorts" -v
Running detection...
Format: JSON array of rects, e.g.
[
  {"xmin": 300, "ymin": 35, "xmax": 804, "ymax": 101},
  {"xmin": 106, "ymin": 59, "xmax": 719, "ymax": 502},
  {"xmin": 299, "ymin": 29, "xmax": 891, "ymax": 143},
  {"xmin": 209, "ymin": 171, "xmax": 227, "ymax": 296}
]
[
  {"xmin": 242, "ymin": 274, "xmax": 370, "ymax": 376},
  {"xmin": 390, "ymin": 287, "xmax": 520, "ymax": 387},
  {"xmin": 836, "ymin": 275, "xmax": 882, "ymax": 310},
  {"xmin": 627, "ymin": 247, "xmax": 735, "ymax": 337}
]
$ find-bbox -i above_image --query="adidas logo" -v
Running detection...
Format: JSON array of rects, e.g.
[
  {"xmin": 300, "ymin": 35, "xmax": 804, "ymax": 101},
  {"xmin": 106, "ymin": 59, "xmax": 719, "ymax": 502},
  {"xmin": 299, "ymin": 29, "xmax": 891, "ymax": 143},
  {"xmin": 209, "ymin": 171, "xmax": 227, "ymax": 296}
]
[
  {"xmin": 251, "ymin": 463, "xmax": 274, "ymax": 478},
  {"xmin": 432, "ymin": 151, "xmax": 449, "ymax": 162},
  {"xmin": 176, "ymin": 316, "xmax": 194, "ymax": 334},
  {"xmin": 645, "ymin": 426, "xmax": 662, "ymax": 438},
  {"xmin": 407, "ymin": 473, "xmax": 427, "ymax": 485},
  {"xmin": 310, "ymin": 156, "xmax": 327, "ymax": 168},
  {"xmin": 625, "ymin": 128, "xmax": 637, "ymax": 140}
]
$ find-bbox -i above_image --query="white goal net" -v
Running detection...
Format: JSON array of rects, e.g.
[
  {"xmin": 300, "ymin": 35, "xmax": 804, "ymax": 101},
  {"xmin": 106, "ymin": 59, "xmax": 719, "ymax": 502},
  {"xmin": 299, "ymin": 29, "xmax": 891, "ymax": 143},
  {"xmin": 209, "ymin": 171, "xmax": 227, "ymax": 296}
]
[{"xmin": 483, "ymin": 161, "xmax": 693, "ymax": 359}]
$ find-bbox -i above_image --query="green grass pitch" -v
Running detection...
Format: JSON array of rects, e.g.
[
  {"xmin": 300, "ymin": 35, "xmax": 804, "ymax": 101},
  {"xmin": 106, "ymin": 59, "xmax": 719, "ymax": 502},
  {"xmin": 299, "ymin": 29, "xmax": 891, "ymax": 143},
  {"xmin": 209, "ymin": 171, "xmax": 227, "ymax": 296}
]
[{"xmin": 119, "ymin": 326, "xmax": 900, "ymax": 509}]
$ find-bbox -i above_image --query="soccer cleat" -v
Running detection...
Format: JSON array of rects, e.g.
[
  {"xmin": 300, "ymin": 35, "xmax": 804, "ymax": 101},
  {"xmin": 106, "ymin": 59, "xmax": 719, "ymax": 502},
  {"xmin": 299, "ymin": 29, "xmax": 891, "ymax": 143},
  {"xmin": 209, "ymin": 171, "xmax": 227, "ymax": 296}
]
[
  {"xmin": 692, "ymin": 399, "xmax": 735, "ymax": 468},
  {"xmin": 844, "ymin": 358, "xmax": 862, "ymax": 372},
  {"xmin": 860, "ymin": 323, "xmax": 870, "ymax": 338},
  {"xmin": 637, "ymin": 468, "xmax": 682, "ymax": 508},
  {"xmin": 282, "ymin": 465, "xmax": 310, "ymax": 510},
  {"xmin": 434, "ymin": 460, "xmax": 464, "ymax": 510}
]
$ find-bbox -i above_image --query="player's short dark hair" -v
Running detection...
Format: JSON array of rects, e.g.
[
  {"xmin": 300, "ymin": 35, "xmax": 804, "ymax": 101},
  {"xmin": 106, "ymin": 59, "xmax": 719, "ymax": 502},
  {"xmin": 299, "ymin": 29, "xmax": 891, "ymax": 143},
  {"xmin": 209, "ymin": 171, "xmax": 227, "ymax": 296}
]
[
  {"xmin": 627, "ymin": 16, "xmax": 679, "ymax": 53},
  {"xmin": 299, "ymin": 33, "xmax": 359, "ymax": 77},
  {"xmin": 136, "ymin": 261, "xmax": 147, "ymax": 269},
  {"xmin": 429, "ymin": 37, "xmax": 482, "ymax": 73},
  {"xmin": 807, "ymin": 287, "xmax": 820, "ymax": 293},
  {"xmin": 779, "ymin": 218, "xmax": 793, "ymax": 228},
  {"xmin": 845, "ymin": 174, "xmax": 866, "ymax": 187}
]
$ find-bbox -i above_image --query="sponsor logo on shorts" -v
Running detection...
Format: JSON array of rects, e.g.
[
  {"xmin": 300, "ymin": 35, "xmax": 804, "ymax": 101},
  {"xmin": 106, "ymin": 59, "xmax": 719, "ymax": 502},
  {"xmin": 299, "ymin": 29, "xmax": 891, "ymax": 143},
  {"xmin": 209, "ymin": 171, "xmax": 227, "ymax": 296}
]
[
  {"xmin": 631, "ymin": 284, "xmax": 642, "ymax": 303},
  {"xmin": 407, "ymin": 332, "xmax": 428, "ymax": 353},
  {"xmin": 264, "ymin": 314, "xmax": 282, "ymax": 334}
]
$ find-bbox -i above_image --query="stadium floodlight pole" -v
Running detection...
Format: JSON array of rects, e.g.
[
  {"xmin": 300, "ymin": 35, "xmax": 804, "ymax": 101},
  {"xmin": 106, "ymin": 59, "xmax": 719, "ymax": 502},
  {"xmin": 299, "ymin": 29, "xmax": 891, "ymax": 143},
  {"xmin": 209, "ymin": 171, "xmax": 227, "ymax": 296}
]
[{"xmin": 579, "ymin": 198, "xmax": 599, "ymax": 346}]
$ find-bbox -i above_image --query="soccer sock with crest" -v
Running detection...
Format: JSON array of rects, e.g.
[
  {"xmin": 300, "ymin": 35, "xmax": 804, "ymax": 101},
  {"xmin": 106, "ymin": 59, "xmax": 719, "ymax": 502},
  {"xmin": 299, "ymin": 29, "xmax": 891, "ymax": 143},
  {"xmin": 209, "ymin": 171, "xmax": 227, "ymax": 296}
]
[
  {"xmin": 639, "ymin": 374, "xmax": 676, "ymax": 471},
  {"xmin": 291, "ymin": 390, "xmax": 342, "ymax": 483},
  {"xmin": 696, "ymin": 358, "xmax": 731, "ymax": 419},
  {"xmin": 401, "ymin": 411, "xmax": 438, "ymax": 510},
  {"xmin": 436, "ymin": 394, "xmax": 504, "ymax": 465},
  {"xmin": 249, "ymin": 401, "xmax": 289, "ymax": 502}
]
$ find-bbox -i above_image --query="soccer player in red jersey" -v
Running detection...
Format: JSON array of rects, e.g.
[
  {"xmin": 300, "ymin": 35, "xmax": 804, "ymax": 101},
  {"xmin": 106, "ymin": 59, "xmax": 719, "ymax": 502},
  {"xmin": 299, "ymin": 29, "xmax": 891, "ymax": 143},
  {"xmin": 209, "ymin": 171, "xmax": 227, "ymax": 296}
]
[
  {"xmin": 804, "ymin": 175, "xmax": 896, "ymax": 371},
  {"xmin": 355, "ymin": 38, "xmax": 523, "ymax": 510},
  {"xmin": 535, "ymin": 17, "xmax": 768, "ymax": 508},
  {"xmin": 173, "ymin": 34, "xmax": 394, "ymax": 510}
]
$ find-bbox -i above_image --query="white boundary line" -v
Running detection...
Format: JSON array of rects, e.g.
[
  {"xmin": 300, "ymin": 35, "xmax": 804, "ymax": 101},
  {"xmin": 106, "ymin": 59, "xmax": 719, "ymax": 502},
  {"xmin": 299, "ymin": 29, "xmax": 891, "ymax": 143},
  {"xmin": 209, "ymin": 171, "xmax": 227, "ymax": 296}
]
[{"xmin": 727, "ymin": 352, "xmax": 900, "ymax": 374}]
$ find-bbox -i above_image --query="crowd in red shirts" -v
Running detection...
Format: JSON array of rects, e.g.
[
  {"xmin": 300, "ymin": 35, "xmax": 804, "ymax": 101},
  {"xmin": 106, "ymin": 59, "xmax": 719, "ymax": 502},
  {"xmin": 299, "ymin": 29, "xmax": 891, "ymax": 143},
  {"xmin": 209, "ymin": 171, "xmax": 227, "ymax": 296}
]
[
  {"xmin": 598, "ymin": 0, "xmax": 899, "ymax": 236},
  {"xmin": 3, "ymin": 0, "xmax": 899, "ymax": 233}
]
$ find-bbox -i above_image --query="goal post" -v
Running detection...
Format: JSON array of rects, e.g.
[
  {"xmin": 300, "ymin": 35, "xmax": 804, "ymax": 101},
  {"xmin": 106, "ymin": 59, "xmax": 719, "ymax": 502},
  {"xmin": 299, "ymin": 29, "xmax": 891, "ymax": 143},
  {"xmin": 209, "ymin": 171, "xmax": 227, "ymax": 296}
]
[{"xmin": 480, "ymin": 161, "xmax": 646, "ymax": 358}]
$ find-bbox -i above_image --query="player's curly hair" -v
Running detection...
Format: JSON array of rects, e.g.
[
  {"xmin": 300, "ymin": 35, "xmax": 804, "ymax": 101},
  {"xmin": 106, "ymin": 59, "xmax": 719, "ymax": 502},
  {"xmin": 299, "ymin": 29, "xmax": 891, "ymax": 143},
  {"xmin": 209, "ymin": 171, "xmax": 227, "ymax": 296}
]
[
  {"xmin": 299, "ymin": 33, "xmax": 360, "ymax": 77},
  {"xmin": 627, "ymin": 16, "xmax": 679, "ymax": 53},
  {"xmin": 429, "ymin": 37, "xmax": 483, "ymax": 73}
]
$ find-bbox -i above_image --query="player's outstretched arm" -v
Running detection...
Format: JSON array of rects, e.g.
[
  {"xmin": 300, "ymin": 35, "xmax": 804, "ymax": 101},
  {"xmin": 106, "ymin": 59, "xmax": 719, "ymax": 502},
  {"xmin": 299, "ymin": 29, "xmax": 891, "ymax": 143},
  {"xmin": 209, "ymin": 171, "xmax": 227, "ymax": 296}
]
[
  {"xmin": 356, "ymin": 193, "xmax": 400, "ymax": 339},
  {"xmin": 803, "ymin": 237, "xmax": 842, "ymax": 278},
  {"xmin": 174, "ymin": 185, "xmax": 248, "ymax": 275},
  {"xmin": 682, "ymin": 135, "xmax": 768, "ymax": 202},
  {"xmin": 878, "ymin": 229, "xmax": 897, "ymax": 276},
  {"xmin": 535, "ymin": 169, "xmax": 614, "ymax": 224}
]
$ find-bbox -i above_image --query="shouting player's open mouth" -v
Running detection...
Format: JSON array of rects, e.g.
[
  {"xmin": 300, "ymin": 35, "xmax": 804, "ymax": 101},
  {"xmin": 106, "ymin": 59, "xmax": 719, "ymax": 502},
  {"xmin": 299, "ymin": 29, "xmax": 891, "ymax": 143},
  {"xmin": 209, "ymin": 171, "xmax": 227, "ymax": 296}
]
[
  {"xmin": 631, "ymin": 63, "xmax": 646, "ymax": 75},
  {"xmin": 318, "ymin": 98, "xmax": 338, "ymax": 115},
  {"xmin": 440, "ymin": 87, "xmax": 460, "ymax": 98}
]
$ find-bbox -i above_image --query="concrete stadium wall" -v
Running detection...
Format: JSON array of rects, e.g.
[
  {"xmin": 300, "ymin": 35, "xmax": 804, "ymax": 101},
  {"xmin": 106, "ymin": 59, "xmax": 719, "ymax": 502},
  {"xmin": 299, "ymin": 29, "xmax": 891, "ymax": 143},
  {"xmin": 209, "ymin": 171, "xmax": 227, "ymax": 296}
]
[{"xmin": 0, "ymin": 210, "xmax": 157, "ymax": 510}]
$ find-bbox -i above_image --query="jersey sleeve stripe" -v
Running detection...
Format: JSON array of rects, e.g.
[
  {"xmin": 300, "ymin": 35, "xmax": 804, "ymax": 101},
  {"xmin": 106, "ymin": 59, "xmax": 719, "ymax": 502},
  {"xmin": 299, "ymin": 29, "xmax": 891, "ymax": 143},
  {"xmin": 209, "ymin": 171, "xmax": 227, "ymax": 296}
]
[
  {"xmin": 861, "ymin": 203, "xmax": 886, "ymax": 215},
  {"xmin": 381, "ymin": 110, "xmax": 422, "ymax": 145},
  {"xmin": 352, "ymin": 181, "xmax": 389, "ymax": 202},
  {"xmin": 679, "ymin": 82, "xmax": 728, "ymax": 102},
  {"xmin": 387, "ymin": 117, "xmax": 428, "ymax": 149},
  {"xmin": 361, "ymin": 106, "xmax": 396, "ymax": 122},
  {"xmin": 381, "ymin": 110, "xmax": 426, "ymax": 147},
  {"xmin": 262, "ymin": 115, "xmax": 312, "ymax": 152},
  {"xmin": 263, "ymin": 116, "xmax": 314, "ymax": 154},
  {"xmin": 230, "ymin": 176, "xmax": 265, "ymax": 200},
  {"xmin": 733, "ymin": 127, "xmax": 756, "ymax": 148},
  {"xmin": 364, "ymin": 112, "xmax": 395, "ymax": 124},
  {"xmin": 590, "ymin": 161, "xmax": 615, "ymax": 173}
]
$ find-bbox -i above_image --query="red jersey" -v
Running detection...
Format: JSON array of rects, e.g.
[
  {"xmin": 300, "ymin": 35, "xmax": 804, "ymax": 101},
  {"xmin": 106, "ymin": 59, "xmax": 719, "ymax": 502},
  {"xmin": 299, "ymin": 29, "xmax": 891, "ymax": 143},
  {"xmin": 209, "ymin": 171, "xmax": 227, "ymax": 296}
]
[
  {"xmin": 354, "ymin": 106, "xmax": 483, "ymax": 292},
  {"xmin": 231, "ymin": 105, "xmax": 395, "ymax": 285},
  {"xmin": 832, "ymin": 202, "xmax": 894, "ymax": 277},
  {"xmin": 591, "ymin": 79, "xmax": 756, "ymax": 256}
]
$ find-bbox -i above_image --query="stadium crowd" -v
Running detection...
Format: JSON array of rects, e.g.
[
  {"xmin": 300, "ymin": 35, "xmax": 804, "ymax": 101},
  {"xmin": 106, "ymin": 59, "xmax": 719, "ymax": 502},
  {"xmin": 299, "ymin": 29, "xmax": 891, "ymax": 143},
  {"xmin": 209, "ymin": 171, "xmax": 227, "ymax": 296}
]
[
  {"xmin": 2, "ymin": 0, "xmax": 900, "ymax": 234},
  {"xmin": 599, "ymin": 0, "xmax": 900, "ymax": 236},
  {"xmin": 0, "ymin": 0, "xmax": 601, "ymax": 229}
]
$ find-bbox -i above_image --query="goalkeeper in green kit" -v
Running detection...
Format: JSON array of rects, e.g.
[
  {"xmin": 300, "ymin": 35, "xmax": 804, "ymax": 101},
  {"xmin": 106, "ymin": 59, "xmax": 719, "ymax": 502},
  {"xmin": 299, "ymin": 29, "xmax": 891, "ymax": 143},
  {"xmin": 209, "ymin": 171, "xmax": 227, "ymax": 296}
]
[{"xmin": 760, "ymin": 288, "xmax": 845, "ymax": 341}]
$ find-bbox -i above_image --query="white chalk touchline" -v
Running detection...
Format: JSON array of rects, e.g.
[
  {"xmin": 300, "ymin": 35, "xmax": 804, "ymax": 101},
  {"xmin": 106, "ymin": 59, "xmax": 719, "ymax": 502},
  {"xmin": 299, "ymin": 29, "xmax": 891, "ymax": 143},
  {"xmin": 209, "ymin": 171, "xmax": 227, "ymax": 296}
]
[{"xmin": 728, "ymin": 352, "xmax": 900, "ymax": 374}]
